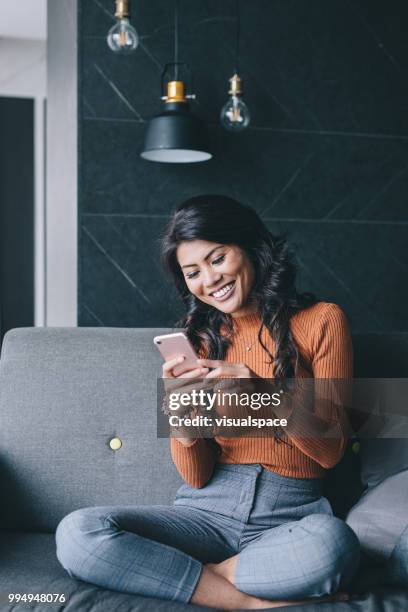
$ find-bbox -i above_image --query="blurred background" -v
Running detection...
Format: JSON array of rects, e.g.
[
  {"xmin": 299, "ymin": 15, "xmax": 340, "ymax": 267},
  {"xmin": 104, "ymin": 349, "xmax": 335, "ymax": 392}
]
[{"xmin": 1, "ymin": 0, "xmax": 407, "ymax": 343}]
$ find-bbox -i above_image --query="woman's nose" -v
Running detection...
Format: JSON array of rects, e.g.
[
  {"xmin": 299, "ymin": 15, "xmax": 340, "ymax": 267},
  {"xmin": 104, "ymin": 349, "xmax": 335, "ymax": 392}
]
[{"xmin": 202, "ymin": 268, "xmax": 222, "ymax": 289}]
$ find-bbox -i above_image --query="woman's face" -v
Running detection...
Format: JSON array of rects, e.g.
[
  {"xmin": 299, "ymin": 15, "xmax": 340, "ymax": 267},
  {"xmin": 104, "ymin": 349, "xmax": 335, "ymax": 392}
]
[{"xmin": 176, "ymin": 240, "xmax": 256, "ymax": 317}]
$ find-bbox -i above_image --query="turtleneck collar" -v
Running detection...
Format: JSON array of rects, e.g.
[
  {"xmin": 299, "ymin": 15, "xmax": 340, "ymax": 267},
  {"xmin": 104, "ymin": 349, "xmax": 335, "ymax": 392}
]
[{"xmin": 231, "ymin": 311, "xmax": 262, "ymax": 332}]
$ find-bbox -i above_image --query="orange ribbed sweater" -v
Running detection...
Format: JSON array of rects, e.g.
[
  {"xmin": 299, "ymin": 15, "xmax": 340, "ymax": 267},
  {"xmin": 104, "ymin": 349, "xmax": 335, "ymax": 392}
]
[{"xmin": 170, "ymin": 301, "xmax": 353, "ymax": 487}]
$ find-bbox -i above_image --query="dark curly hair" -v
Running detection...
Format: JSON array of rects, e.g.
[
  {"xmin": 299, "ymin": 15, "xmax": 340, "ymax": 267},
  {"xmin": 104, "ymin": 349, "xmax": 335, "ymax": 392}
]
[{"xmin": 161, "ymin": 195, "xmax": 317, "ymax": 382}]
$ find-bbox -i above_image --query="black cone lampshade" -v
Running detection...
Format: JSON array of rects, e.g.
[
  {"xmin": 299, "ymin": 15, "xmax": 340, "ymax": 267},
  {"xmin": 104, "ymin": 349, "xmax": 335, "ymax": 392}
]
[{"xmin": 141, "ymin": 80, "xmax": 212, "ymax": 163}]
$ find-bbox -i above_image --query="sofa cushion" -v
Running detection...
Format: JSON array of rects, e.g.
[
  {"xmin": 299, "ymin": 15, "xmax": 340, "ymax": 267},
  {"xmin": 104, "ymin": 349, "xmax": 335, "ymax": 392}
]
[
  {"xmin": 0, "ymin": 328, "xmax": 183, "ymax": 531},
  {"xmin": 1, "ymin": 329, "xmax": 407, "ymax": 532},
  {"xmin": 0, "ymin": 532, "xmax": 406, "ymax": 612},
  {"xmin": 346, "ymin": 470, "xmax": 408, "ymax": 561},
  {"xmin": 348, "ymin": 333, "xmax": 408, "ymax": 496},
  {"xmin": 360, "ymin": 439, "xmax": 408, "ymax": 489},
  {"xmin": 0, "ymin": 532, "xmax": 216, "ymax": 611}
]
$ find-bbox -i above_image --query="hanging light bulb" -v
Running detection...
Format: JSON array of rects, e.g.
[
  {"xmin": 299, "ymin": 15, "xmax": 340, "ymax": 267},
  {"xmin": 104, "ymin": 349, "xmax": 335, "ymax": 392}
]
[
  {"xmin": 220, "ymin": 73, "xmax": 250, "ymax": 132},
  {"xmin": 220, "ymin": 1, "xmax": 250, "ymax": 132},
  {"xmin": 107, "ymin": 0, "xmax": 139, "ymax": 55}
]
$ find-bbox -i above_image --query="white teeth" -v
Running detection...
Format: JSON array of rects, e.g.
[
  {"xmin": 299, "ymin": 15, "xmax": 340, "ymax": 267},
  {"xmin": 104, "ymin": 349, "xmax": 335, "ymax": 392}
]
[{"xmin": 212, "ymin": 283, "xmax": 234, "ymax": 298}]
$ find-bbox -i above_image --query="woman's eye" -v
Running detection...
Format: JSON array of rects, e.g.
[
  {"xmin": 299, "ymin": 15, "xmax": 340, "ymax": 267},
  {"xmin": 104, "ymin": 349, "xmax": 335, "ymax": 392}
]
[
  {"xmin": 212, "ymin": 255, "xmax": 225, "ymax": 265},
  {"xmin": 185, "ymin": 254, "xmax": 224, "ymax": 279}
]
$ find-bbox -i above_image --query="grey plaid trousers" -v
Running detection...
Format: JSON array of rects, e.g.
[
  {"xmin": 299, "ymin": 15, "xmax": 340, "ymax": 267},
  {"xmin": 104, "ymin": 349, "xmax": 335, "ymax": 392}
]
[{"xmin": 56, "ymin": 463, "xmax": 360, "ymax": 603}]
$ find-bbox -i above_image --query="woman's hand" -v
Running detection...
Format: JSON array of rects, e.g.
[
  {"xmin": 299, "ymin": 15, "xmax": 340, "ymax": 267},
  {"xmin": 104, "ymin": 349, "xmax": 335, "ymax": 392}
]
[
  {"xmin": 198, "ymin": 359, "xmax": 260, "ymax": 397},
  {"xmin": 196, "ymin": 359, "xmax": 262, "ymax": 424},
  {"xmin": 197, "ymin": 359, "xmax": 258, "ymax": 380},
  {"xmin": 162, "ymin": 356, "xmax": 208, "ymax": 380},
  {"xmin": 163, "ymin": 357, "xmax": 209, "ymax": 447}
]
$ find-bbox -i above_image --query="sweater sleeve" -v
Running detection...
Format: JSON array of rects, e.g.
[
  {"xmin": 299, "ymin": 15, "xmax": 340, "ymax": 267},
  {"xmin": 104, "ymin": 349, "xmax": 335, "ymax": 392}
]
[
  {"xmin": 282, "ymin": 303, "xmax": 353, "ymax": 468},
  {"xmin": 167, "ymin": 341, "xmax": 218, "ymax": 488},
  {"xmin": 170, "ymin": 437, "xmax": 217, "ymax": 488}
]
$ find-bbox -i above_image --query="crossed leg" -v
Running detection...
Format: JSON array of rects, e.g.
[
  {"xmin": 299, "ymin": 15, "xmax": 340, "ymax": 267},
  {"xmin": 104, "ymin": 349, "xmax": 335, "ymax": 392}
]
[
  {"xmin": 56, "ymin": 507, "xmax": 359, "ymax": 610},
  {"xmin": 56, "ymin": 505, "xmax": 312, "ymax": 610},
  {"xmin": 207, "ymin": 514, "xmax": 360, "ymax": 604}
]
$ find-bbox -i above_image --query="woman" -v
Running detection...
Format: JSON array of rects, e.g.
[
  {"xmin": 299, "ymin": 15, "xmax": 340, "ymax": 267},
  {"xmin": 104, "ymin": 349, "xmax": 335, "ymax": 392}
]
[{"xmin": 56, "ymin": 196, "xmax": 360, "ymax": 610}]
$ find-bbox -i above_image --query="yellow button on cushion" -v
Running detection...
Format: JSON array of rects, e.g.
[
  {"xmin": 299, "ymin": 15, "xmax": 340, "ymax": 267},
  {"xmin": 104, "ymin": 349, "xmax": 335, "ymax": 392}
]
[
  {"xmin": 352, "ymin": 441, "xmax": 360, "ymax": 454},
  {"xmin": 109, "ymin": 437, "xmax": 122, "ymax": 451}
]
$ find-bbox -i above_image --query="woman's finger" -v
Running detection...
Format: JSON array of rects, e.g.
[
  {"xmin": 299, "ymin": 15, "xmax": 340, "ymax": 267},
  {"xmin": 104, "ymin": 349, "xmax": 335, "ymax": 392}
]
[
  {"xmin": 197, "ymin": 359, "xmax": 225, "ymax": 368},
  {"xmin": 205, "ymin": 366, "xmax": 239, "ymax": 379},
  {"xmin": 163, "ymin": 356, "xmax": 185, "ymax": 378},
  {"xmin": 164, "ymin": 368, "xmax": 209, "ymax": 390},
  {"xmin": 164, "ymin": 370, "xmax": 208, "ymax": 395},
  {"xmin": 180, "ymin": 367, "xmax": 209, "ymax": 379},
  {"xmin": 204, "ymin": 368, "xmax": 221, "ymax": 379}
]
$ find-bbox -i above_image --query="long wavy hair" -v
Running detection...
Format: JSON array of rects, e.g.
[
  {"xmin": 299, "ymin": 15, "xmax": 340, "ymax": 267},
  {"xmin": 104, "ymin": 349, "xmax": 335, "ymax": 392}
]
[{"xmin": 161, "ymin": 195, "xmax": 316, "ymax": 382}]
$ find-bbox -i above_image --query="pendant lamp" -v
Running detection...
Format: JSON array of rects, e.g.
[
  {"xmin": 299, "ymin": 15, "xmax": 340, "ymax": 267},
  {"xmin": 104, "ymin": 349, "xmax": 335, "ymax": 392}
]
[
  {"xmin": 141, "ymin": 2, "xmax": 212, "ymax": 163},
  {"xmin": 220, "ymin": 0, "xmax": 250, "ymax": 132}
]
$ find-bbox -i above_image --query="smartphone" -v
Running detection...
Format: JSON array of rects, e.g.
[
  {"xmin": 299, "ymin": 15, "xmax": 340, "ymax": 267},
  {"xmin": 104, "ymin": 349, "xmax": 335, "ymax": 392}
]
[{"xmin": 154, "ymin": 332, "xmax": 199, "ymax": 376}]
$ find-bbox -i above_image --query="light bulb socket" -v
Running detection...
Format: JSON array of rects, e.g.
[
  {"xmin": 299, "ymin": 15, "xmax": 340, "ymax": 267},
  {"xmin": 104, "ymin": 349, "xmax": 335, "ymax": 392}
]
[
  {"xmin": 228, "ymin": 74, "xmax": 243, "ymax": 96},
  {"xmin": 115, "ymin": 0, "xmax": 130, "ymax": 19},
  {"xmin": 165, "ymin": 80, "xmax": 187, "ymax": 104}
]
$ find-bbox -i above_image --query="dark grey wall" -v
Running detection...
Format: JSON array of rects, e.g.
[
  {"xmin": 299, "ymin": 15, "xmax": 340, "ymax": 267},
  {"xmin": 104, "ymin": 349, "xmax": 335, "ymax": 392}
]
[
  {"xmin": 0, "ymin": 97, "xmax": 34, "ymax": 342},
  {"xmin": 78, "ymin": 0, "xmax": 408, "ymax": 332}
]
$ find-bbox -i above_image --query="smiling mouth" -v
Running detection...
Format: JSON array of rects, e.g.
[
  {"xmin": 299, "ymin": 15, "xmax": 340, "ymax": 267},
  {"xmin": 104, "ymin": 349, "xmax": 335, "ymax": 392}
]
[{"xmin": 210, "ymin": 281, "xmax": 236, "ymax": 300}]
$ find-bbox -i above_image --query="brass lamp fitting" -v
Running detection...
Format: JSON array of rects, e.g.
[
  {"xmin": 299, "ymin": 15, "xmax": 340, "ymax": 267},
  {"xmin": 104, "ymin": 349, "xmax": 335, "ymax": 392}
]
[
  {"xmin": 228, "ymin": 74, "xmax": 243, "ymax": 96},
  {"xmin": 165, "ymin": 80, "xmax": 187, "ymax": 103},
  {"xmin": 115, "ymin": 0, "xmax": 130, "ymax": 19}
]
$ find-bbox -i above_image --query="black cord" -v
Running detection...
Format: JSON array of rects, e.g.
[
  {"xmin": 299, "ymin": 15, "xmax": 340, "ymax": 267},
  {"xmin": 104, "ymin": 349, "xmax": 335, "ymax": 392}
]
[
  {"xmin": 174, "ymin": 0, "xmax": 179, "ymax": 79},
  {"xmin": 235, "ymin": 0, "xmax": 240, "ymax": 74}
]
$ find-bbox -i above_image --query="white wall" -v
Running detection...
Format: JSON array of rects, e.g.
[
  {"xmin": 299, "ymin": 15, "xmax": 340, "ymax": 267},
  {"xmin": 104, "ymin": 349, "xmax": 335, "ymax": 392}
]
[
  {"xmin": 45, "ymin": 0, "xmax": 77, "ymax": 326},
  {"xmin": 0, "ymin": 38, "xmax": 46, "ymax": 97},
  {"xmin": 0, "ymin": 0, "xmax": 46, "ymax": 40},
  {"xmin": 0, "ymin": 37, "xmax": 46, "ymax": 327}
]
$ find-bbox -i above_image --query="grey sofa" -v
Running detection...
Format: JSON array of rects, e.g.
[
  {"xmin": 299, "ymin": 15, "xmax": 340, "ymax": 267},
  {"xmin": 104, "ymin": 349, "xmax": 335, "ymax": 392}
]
[{"xmin": 0, "ymin": 327, "xmax": 407, "ymax": 612}]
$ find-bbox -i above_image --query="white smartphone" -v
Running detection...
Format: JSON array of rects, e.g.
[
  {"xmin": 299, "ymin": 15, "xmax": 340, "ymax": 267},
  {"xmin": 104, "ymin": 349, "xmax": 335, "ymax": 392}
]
[{"xmin": 154, "ymin": 332, "xmax": 199, "ymax": 376}]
